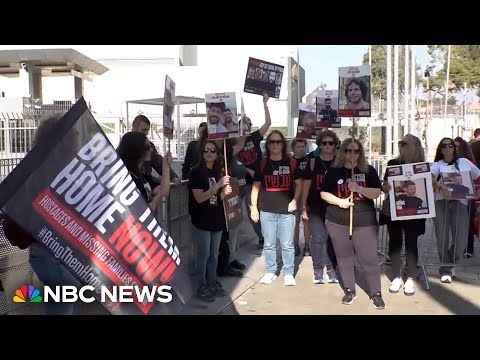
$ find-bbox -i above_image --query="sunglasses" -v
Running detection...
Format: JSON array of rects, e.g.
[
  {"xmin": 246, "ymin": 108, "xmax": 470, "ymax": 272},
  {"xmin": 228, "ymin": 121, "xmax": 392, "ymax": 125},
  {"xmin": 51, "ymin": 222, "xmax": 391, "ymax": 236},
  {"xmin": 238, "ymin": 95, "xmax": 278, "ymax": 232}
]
[
  {"xmin": 268, "ymin": 140, "xmax": 282, "ymax": 145},
  {"xmin": 203, "ymin": 148, "xmax": 217, "ymax": 153},
  {"xmin": 345, "ymin": 149, "xmax": 360, "ymax": 154},
  {"xmin": 398, "ymin": 141, "xmax": 408, "ymax": 147},
  {"xmin": 441, "ymin": 143, "xmax": 454, "ymax": 149},
  {"xmin": 322, "ymin": 141, "xmax": 335, "ymax": 146}
]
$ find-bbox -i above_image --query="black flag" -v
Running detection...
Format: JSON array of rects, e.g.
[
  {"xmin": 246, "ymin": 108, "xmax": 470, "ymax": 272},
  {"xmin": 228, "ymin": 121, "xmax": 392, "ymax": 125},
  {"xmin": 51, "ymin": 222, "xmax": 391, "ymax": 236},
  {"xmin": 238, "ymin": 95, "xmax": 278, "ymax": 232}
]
[{"xmin": 0, "ymin": 98, "xmax": 192, "ymax": 315}]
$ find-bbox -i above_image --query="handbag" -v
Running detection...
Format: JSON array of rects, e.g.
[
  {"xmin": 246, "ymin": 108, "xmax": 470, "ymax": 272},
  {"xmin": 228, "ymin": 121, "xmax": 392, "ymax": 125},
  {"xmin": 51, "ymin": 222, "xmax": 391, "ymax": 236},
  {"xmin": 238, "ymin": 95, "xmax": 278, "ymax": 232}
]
[
  {"xmin": 378, "ymin": 197, "xmax": 391, "ymax": 226},
  {"xmin": 381, "ymin": 196, "xmax": 391, "ymax": 217}
]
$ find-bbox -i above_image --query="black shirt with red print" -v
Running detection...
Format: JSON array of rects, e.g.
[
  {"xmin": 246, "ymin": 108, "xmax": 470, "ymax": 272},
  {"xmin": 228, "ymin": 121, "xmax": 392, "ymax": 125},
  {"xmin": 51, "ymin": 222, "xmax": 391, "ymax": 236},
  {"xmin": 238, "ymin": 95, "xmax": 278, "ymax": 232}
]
[
  {"xmin": 254, "ymin": 157, "xmax": 303, "ymax": 214},
  {"xmin": 188, "ymin": 165, "xmax": 226, "ymax": 232},
  {"xmin": 322, "ymin": 165, "xmax": 382, "ymax": 227},
  {"xmin": 303, "ymin": 157, "xmax": 334, "ymax": 217},
  {"xmin": 238, "ymin": 130, "xmax": 263, "ymax": 185}
]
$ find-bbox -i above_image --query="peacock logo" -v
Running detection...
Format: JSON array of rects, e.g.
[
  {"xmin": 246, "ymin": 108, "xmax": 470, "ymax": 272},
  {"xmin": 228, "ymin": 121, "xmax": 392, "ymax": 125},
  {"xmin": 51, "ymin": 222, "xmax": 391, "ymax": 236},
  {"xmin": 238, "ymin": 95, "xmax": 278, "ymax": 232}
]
[{"xmin": 13, "ymin": 285, "xmax": 43, "ymax": 303}]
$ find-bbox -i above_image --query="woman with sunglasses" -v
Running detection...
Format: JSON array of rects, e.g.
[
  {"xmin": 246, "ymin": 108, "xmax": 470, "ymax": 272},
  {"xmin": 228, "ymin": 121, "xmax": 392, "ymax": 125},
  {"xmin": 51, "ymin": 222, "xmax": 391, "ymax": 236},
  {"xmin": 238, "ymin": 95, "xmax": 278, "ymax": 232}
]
[
  {"xmin": 250, "ymin": 130, "xmax": 302, "ymax": 286},
  {"xmin": 291, "ymin": 137, "xmax": 311, "ymax": 257},
  {"xmin": 321, "ymin": 138, "xmax": 385, "ymax": 309},
  {"xmin": 188, "ymin": 140, "xmax": 232, "ymax": 302},
  {"xmin": 301, "ymin": 130, "xmax": 340, "ymax": 284},
  {"xmin": 431, "ymin": 137, "xmax": 480, "ymax": 283},
  {"xmin": 454, "ymin": 137, "xmax": 478, "ymax": 258},
  {"xmin": 381, "ymin": 134, "xmax": 425, "ymax": 296}
]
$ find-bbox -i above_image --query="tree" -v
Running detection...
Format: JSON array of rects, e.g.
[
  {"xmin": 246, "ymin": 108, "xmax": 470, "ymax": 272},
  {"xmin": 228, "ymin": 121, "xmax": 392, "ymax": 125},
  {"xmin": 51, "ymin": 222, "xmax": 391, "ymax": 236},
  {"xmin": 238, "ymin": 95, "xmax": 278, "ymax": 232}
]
[
  {"xmin": 426, "ymin": 45, "xmax": 480, "ymax": 93},
  {"xmin": 362, "ymin": 46, "xmax": 421, "ymax": 100}
]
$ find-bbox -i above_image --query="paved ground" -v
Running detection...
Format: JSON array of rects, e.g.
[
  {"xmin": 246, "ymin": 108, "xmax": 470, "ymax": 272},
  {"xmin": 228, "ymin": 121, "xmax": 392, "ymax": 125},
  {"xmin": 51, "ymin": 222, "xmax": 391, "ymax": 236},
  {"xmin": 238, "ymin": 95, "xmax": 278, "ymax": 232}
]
[
  {"xmin": 185, "ymin": 219, "xmax": 480, "ymax": 315},
  {"xmin": 2, "ymin": 218, "xmax": 480, "ymax": 315}
]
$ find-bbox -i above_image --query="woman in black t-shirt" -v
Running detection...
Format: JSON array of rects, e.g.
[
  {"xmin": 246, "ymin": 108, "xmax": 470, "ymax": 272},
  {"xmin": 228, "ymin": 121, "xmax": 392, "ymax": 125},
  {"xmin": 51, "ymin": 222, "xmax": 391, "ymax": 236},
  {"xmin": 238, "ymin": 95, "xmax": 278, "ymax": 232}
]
[
  {"xmin": 117, "ymin": 132, "xmax": 171, "ymax": 212},
  {"xmin": 382, "ymin": 134, "xmax": 426, "ymax": 296},
  {"xmin": 301, "ymin": 130, "xmax": 340, "ymax": 284},
  {"xmin": 250, "ymin": 130, "xmax": 302, "ymax": 287},
  {"xmin": 188, "ymin": 140, "xmax": 232, "ymax": 302},
  {"xmin": 291, "ymin": 138, "xmax": 311, "ymax": 257},
  {"xmin": 321, "ymin": 138, "xmax": 385, "ymax": 310}
]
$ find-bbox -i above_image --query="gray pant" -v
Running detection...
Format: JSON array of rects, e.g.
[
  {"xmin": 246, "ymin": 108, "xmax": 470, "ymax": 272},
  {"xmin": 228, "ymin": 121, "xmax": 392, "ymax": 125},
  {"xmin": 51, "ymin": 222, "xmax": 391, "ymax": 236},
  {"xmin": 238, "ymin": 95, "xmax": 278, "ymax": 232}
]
[
  {"xmin": 432, "ymin": 200, "xmax": 469, "ymax": 276},
  {"xmin": 325, "ymin": 220, "xmax": 381, "ymax": 295}
]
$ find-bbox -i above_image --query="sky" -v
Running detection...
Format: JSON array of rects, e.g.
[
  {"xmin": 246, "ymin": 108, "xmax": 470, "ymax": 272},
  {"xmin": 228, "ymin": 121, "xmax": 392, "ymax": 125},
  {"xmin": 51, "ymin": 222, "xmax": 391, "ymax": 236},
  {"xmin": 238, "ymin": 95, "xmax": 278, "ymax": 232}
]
[
  {"xmin": 293, "ymin": 45, "xmax": 432, "ymax": 96},
  {"xmin": 0, "ymin": 45, "xmax": 434, "ymax": 128}
]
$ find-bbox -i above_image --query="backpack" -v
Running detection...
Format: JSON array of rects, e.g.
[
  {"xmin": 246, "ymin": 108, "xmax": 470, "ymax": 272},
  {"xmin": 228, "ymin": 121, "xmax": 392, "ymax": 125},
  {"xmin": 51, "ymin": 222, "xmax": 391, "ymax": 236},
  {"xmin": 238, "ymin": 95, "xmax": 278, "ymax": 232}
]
[
  {"xmin": 0, "ymin": 214, "xmax": 34, "ymax": 250},
  {"xmin": 259, "ymin": 156, "xmax": 297, "ymax": 177}
]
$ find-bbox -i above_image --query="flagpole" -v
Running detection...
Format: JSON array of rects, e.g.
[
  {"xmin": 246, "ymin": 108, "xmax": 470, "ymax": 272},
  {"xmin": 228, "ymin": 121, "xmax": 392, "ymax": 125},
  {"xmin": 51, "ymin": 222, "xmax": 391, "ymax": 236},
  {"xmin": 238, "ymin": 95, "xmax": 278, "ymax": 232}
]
[{"xmin": 444, "ymin": 45, "xmax": 451, "ymax": 118}]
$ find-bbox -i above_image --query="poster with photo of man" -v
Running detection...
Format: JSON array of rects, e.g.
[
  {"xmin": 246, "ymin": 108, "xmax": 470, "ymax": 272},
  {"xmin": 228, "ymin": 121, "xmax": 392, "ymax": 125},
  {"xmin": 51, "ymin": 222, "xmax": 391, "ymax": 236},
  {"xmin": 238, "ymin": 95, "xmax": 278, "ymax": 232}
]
[
  {"xmin": 316, "ymin": 90, "xmax": 341, "ymax": 128},
  {"xmin": 387, "ymin": 162, "xmax": 435, "ymax": 221},
  {"xmin": 244, "ymin": 57, "xmax": 284, "ymax": 99},
  {"xmin": 296, "ymin": 103, "xmax": 316, "ymax": 139},
  {"xmin": 205, "ymin": 92, "xmax": 239, "ymax": 140},
  {"xmin": 338, "ymin": 65, "xmax": 371, "ymax": 118},
  {"xmin": 441, "ymin": 171, "xmax": 476, "ymax": 200},
  {"xmin": 163, "ymin": 75, "xmax": 175, "ymax": 140}
]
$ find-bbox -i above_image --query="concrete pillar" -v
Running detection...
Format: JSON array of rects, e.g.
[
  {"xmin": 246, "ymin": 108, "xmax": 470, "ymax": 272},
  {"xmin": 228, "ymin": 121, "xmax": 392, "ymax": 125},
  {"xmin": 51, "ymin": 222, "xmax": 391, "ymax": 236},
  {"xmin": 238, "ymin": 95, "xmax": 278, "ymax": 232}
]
[
  {"xmin": 26, "ymin": 62, "xmax": 42, "ymax": 100},
  {"xmin": 74, "ymin": 75, "xmax": 84, "ymax": 100}
]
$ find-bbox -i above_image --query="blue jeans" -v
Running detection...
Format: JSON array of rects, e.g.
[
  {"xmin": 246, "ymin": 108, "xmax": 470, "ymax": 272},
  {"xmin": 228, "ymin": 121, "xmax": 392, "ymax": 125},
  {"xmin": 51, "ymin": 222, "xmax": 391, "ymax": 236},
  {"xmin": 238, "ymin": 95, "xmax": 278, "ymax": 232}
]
[
  {"xmin": 192, "ymin": 225, "xmax": 222, "ymax": 288},
  {"xmin": 260, "ymin": 211, "xmax": 295, "ymax": 276},
  {"xmin": 245, "ymin": 183, "xmax": 264, "ymax": 243},
  {"xmin": 309, "ymin": 213, "xmax": 332, "ymax": 272},
  {"xmin": 29, "ymin": 242, "xmax": 82, "ymax": 315}
]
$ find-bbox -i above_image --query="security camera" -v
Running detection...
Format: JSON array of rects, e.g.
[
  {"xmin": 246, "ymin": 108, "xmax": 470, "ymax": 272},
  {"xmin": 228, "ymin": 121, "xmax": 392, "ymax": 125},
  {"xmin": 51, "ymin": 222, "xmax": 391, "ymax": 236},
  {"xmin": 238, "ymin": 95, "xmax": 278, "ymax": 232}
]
[{"xmin": 21, "ymin": 63, "xmax": 26, "ymax": 68}]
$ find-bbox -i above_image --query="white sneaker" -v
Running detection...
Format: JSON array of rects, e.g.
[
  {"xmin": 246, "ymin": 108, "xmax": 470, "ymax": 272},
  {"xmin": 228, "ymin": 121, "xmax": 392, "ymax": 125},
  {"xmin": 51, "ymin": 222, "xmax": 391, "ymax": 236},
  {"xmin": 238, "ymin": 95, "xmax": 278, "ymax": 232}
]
[
  {"xmin": 284, "ymin": 274, "xmax": 296, "ymax": 286},
  {"xmin": 440, "ymin": 275, "xmax": 452, "ymax": 283},
  {"xmin": 404, "ymin": 278, "xmax": 415, "ymax": 296},
  {"xmin": 260, "ymin": 273, "xmax": 277, "ymax": 285},
  {"xmin": 389, "ymin": 277, "xmax": 402, "ymax": 294}
]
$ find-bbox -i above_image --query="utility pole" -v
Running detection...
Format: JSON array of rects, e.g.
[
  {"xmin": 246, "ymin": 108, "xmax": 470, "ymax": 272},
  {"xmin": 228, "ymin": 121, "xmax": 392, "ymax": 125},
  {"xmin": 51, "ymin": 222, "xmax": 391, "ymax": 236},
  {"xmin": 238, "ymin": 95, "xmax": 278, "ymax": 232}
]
[
  {"xmin": 393, "ymin": 45, "xmax": 399, "ymax": 157},
  {"xmin": 404, "ymin": 45, "xmax": 410, "ymax": 134},
  {"xmin": 386, "ymin": 45, "xmax": 392, "ymax": 158},
  {"xmin": 424, "ymin": 65, "xmax": 434, "ymax": 154},
  {"xmin": 410, "ymin": 46, "xmax": 416, "ymax": 138},
  {"xmin": 368, "ymin": 45, "xmax": 372, "ymax": 162},
  {"xmin": 444, "ymin": 45, "xmax": 451, "ymax": 118}
]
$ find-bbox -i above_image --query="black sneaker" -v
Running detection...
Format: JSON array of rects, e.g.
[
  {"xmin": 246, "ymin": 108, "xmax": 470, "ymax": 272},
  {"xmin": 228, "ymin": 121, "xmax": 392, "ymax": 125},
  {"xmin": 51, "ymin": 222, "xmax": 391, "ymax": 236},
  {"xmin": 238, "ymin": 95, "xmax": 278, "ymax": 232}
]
[
  {"xmin": 197, "ymin": 286, "xmax": 215, "ymax": 302},
  {"xmin": 218, "ymin": 266, "xmax": 242, "ymax": 278},
  {"xmin": 230, "ymin": 260, "xmax": 246, "ymax": 270},
  {"xmin": 371, "ymin": 292, "xmax": 386, "ymax": 310},
  {"xmin": 303, "ymin": 245, "xmax": 311, "ymax": 257},
  {"xmin": 209, "ymin": 281, "xmax": 227, "ymax": 297},
  {"xmin": 342, "ymin": 288, "xmax": 357, "ymax": 305}
]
